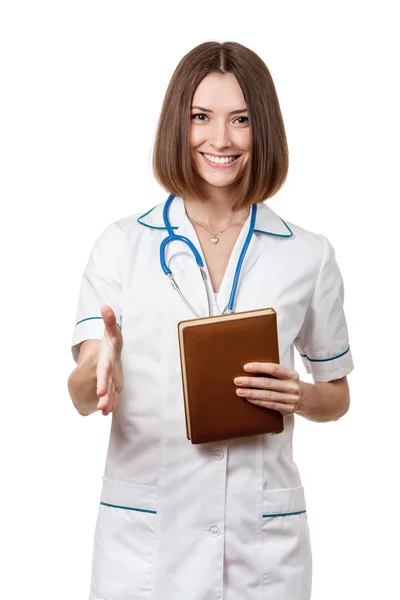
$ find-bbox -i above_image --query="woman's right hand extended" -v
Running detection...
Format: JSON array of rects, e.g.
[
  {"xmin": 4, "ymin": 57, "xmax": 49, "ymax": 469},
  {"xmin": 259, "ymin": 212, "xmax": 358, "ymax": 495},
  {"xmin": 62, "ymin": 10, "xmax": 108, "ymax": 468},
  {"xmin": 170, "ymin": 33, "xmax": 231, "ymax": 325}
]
[{"xmin": 96, "ymin": 304, "xmax": 124, "ymax": 416}]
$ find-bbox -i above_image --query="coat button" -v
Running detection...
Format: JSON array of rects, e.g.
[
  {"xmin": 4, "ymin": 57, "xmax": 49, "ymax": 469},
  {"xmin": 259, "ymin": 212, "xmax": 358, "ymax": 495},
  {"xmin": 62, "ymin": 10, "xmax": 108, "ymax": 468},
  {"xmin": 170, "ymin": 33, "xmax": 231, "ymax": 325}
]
[
  {"xmin": 209, "ymin": 525, "xmax": 220, "ymax": 536},
  {"xmin": 212, "ymin": 449, "xmax": 224, "ymax": 460}
]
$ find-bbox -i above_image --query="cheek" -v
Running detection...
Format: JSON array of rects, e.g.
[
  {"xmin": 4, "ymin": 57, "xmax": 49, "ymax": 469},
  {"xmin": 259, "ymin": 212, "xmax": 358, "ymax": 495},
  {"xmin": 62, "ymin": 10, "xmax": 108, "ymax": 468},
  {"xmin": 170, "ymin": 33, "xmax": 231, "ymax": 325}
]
[
  {"xmin": 189, "ymin": 126, "xmax": 204, "ymax": 149},
  {"xmin": 190, "ymin": 148, "xmax": 203, "ymax": 172},
  {"xmin": 234, "ymin": 129, "xmax": 251, "ymax": 151}
]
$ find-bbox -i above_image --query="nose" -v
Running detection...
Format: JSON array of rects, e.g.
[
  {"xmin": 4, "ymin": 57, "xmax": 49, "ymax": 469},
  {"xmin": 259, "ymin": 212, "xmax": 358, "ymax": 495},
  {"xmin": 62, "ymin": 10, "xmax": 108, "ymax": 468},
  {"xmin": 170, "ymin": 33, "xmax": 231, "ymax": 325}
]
[{"xmin": 209, "ymin": 119, "xmax": 232, "ymax": 150}]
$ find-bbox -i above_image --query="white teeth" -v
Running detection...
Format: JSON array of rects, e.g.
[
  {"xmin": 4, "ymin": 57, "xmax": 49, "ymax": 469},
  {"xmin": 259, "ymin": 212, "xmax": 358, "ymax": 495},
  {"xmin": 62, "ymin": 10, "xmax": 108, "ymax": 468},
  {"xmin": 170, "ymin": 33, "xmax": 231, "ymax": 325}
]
[{"xmin": 203, "ymin": 153, "xmax": 238, "ymax": 164}]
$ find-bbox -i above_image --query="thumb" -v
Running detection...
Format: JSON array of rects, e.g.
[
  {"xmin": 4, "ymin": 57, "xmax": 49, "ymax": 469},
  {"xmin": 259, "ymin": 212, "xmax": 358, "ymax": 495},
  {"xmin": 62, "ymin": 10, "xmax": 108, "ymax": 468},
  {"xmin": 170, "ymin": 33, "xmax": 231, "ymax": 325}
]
[
  {"xmin": 101, "ymin": 304, "xmax": 118, "ymax": 327},
  {"xmin": 101, "ymin": 305, "xmax": 122, "ymax": 352}
]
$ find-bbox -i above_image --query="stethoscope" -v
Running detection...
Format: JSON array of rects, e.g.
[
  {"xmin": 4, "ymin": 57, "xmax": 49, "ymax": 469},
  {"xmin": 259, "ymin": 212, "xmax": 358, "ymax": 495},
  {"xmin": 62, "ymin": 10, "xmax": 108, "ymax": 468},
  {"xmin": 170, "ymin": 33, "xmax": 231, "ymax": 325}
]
[{"xmin": 160, "ymin": 194, "xmax": 257, "ymax": 318}]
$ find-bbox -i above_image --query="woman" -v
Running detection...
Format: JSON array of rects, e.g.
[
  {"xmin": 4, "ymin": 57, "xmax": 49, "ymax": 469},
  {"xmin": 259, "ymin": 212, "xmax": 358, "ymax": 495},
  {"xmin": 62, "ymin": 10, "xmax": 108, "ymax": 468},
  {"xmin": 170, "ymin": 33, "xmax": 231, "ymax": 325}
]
[{"xmin": 68, "ymin": 41, "xmax": 354, "ymax": 600}]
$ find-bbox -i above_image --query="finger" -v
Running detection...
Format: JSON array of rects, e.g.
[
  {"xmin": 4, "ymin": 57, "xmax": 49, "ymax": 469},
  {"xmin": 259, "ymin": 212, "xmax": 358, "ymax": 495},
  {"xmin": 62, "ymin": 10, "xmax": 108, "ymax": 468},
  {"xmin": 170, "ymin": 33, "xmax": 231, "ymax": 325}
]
[
  {"xmin": 97, "ymin": 382, "xmax": 110, "ymax": 410},
  {"xmin": 98, "ymin": 370, "xmax": 112, "ymax": 415},
  {"xmin": 234, "ymin": 376, "xmax": 298, "ymax": 394},
  {"xmin": 97, "ymin": 397, "xmax": 105, "ymax": 410},
  {"xmin": 103, "ymin": 390, "xmax": 111, "ymax": 417},
  {"xmin": 247, "ymin": 398, "xmax": 298, "ymax": 416},
  {"xmin": 96, "ymin": 370, "xmax": 111, "ymax": 409},
  {"xmin": 236, "ymin": 387, "xmax": 297, "ymax": 405},
  {"xmin": 110, "ymin": 384, "xmax": 120, "ymax": 413},
  {"xmin": 243, "ymin": 362, "xmax": 298, "ymax": 380},
  {"xmin": 107, "ymin": 381, "xmax": 117, "ymax": 415},
  {"xmin": 103, "ymin": 379, "xmax": 115, "ymax": 416},
  {"xmin": 97, "ymin": 360, "xmax": 112, "ymax": 396}
]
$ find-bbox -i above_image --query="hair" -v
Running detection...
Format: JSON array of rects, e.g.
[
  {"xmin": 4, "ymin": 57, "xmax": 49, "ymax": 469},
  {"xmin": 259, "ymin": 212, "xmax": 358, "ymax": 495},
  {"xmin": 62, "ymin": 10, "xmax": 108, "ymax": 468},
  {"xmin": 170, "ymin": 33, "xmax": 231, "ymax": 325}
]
[{"xmin": 152, "ymin": 41, "xmax": 289, "ymax": 211}]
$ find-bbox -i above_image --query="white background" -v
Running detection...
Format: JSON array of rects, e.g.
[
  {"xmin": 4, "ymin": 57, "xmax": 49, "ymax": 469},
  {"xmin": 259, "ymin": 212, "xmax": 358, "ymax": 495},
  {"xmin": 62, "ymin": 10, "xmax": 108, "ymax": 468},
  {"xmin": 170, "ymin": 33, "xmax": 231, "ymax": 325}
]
[{"xmin": 1, "ymin": 1, "xmax": 399, "ymax": 598}]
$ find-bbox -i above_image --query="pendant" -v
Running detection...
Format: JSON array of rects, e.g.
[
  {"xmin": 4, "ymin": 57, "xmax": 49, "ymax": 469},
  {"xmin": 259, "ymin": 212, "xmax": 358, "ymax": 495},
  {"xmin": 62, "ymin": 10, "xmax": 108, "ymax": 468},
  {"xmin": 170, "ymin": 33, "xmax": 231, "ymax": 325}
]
[{"xmin": 211, "ymin": 236, "xmax": 219, "ymax": 244}]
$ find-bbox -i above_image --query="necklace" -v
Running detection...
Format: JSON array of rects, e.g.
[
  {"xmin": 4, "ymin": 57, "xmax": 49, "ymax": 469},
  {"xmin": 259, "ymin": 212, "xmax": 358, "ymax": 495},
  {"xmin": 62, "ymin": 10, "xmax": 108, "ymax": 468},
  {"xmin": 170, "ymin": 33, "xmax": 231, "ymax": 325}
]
[{"xmin": 187, "ymin": 212, "xmax": 249, "ymax": 244}]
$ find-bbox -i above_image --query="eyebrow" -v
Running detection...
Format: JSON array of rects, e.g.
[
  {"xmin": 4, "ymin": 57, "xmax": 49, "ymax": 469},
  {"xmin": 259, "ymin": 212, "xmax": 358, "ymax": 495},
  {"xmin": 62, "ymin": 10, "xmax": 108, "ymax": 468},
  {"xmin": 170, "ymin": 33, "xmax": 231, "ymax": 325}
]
[{"xmin": 191, "ymin": 106, "xmax": 248, "ymax": 115}]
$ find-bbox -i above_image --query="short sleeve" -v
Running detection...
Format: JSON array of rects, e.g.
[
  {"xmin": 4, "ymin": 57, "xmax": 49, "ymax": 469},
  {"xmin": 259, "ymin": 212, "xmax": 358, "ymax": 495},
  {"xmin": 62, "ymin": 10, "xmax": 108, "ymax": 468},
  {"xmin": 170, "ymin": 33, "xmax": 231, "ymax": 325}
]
[
  {"xmin": 71, "ymin": 221, "xmax": 126, "ymax": 364},
  {"xmin": 294, "ymin": 234, "xmax": 354, "ymax": 383}
]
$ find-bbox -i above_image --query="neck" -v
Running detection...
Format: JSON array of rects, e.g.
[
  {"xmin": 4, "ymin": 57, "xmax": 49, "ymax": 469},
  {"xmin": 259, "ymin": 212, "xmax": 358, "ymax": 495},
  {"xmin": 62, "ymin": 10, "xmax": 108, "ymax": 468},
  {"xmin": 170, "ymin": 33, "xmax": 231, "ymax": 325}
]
[{"xmin": 184, "ymin": 188, "xmax": 250, "ymax": 229}]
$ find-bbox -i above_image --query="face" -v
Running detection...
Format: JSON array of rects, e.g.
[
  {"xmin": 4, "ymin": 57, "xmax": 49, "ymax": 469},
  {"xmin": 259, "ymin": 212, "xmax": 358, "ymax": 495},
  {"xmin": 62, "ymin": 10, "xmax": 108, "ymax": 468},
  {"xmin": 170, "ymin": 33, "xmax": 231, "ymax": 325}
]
[{"xmin": 189, "ymin": 73, "xmax": 250, "ymax": 192}]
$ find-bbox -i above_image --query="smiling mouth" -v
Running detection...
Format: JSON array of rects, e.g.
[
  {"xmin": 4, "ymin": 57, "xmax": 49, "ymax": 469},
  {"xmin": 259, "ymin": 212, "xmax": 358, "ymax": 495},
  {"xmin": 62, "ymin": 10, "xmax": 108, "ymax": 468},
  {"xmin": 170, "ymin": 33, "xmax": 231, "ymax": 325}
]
[{"xmin": 200, "ymin": 152, "xmax": 242, "ymax": 167}]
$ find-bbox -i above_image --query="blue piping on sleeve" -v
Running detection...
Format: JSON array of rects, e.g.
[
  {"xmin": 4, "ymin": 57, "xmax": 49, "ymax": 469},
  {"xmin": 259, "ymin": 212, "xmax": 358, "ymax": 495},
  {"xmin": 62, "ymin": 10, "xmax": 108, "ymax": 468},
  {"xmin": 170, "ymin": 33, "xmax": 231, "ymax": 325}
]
[
  {"xmin": 300, "ymin": 345, "xmax": 350, "ymax": 362},
  {"xmin": 75, "ymin": 316, "xmax": 121, "ymax": 330}
]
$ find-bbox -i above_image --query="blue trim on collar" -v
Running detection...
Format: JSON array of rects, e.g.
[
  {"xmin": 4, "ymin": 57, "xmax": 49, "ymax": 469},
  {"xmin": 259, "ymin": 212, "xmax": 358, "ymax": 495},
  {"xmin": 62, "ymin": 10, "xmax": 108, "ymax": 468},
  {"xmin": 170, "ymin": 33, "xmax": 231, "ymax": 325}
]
[
  {"xmin": 137, "ymin": 206, "xmax": 293, "ymax": 237},
  {"xmin": 254, "ymin": 218, "xmax": 293, "ymax": 238},
  {"xmin": 137, "ymin": 205, "xmax": 179, "ymax": 230},
  {"xmin": 300, "ymin": 345, "xmax": 350, "ymax": 362}
]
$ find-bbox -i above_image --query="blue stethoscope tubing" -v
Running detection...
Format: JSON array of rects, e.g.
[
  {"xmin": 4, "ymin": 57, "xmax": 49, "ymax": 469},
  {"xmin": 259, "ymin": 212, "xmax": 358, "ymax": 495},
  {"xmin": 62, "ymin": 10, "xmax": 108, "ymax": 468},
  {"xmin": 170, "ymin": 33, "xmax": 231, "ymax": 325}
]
[{"xmin": 160, "ymin": 193, "xmax": 257, "ymax": 316}]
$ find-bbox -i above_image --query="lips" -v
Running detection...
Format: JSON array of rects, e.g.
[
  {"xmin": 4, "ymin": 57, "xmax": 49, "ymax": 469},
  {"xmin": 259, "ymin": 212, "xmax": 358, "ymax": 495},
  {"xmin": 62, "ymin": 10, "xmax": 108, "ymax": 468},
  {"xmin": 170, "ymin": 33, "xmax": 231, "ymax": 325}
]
[
  {"xmin": 200, "ymin": 152, "xmax": 241, "ymax": 167},
  {"xmin": 200, "ymin": 152, "xmax": 241, "ymax": 159}
]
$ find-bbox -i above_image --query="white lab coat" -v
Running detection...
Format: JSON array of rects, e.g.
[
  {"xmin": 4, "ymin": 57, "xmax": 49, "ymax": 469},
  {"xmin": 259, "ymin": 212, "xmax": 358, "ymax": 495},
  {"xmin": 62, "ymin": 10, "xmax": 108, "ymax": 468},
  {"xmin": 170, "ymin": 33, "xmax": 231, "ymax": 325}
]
[{"xmin": 71, "ymin": 195, "xmax": 354, "ymax": 600}]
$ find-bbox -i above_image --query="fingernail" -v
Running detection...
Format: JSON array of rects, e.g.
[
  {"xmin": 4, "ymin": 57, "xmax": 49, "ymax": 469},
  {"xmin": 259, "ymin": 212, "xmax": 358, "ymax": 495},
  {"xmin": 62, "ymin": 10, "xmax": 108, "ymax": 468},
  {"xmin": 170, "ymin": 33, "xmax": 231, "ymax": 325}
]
[
  {"xmin": 244, "ymin": 364, "xmax": 253, "ymax": 371},
  {"xmin": 234, "ymin": 377, "xmax": 245, "ymax": 384},
  {"xmin": 236, "ymin": 389, "xmax": 246, "ymax": 396}
]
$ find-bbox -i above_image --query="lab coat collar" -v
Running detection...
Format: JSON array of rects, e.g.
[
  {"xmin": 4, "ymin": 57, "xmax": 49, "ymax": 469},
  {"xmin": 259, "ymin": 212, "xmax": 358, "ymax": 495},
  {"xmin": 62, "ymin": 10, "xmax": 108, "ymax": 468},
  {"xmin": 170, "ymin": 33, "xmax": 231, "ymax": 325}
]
[
  {"xmin": 137, "ymin": 195, "xmax": 292, "ymax": 316},
  {"xmin": 137, "ymin": 195, "xmax": 293, "ymax": 238}
]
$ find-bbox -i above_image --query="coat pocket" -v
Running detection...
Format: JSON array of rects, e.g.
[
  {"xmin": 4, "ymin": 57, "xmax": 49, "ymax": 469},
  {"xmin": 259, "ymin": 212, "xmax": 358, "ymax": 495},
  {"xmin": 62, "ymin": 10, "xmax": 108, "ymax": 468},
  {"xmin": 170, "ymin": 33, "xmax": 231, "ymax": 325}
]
[
  {"xmin": 261, "ymin": 486, "xmax": 312, "ymax": 600},
  {"xmin": 90, "ymin": 477, "xmax": 158, "ymax": 600}
]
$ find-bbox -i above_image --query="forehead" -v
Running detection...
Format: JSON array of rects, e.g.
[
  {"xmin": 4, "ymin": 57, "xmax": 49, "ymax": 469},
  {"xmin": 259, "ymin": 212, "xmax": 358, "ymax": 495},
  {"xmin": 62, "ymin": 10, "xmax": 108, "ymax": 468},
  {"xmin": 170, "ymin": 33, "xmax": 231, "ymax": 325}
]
[{"xmin": 192, "ymin": 73, "xmax": 247, "ymax": 111}]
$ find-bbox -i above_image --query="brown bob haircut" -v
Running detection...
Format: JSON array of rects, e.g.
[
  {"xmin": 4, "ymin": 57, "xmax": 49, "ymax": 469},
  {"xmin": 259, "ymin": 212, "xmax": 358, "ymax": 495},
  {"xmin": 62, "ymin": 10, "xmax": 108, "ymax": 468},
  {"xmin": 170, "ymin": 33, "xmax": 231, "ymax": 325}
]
[{"xmin": 152, "ymin": 41, "xmax": 289, "ymax": 211}]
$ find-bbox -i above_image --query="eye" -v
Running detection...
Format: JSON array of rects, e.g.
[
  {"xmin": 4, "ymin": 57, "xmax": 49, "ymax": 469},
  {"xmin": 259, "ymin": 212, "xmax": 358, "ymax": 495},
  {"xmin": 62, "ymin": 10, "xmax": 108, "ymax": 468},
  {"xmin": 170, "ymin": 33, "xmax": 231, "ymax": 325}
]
[
  {"xmin": 234, "ymin": 116, "xmax": 249, "ymax": 124},
  {"xmin": 191, "ymin": 113, "xmax": 209, "ymax": 121},
  {"xmin": 190, "ymin": 113, "xmax": 249, "ymax": 124}
]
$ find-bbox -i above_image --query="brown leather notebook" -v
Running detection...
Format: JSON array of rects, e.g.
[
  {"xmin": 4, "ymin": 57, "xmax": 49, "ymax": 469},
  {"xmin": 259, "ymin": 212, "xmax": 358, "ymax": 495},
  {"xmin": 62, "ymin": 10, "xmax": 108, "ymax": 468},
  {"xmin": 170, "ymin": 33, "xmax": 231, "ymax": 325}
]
[{"xmin": 177, "ymin": 307, "xmax": 284, "ymax": 444}]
